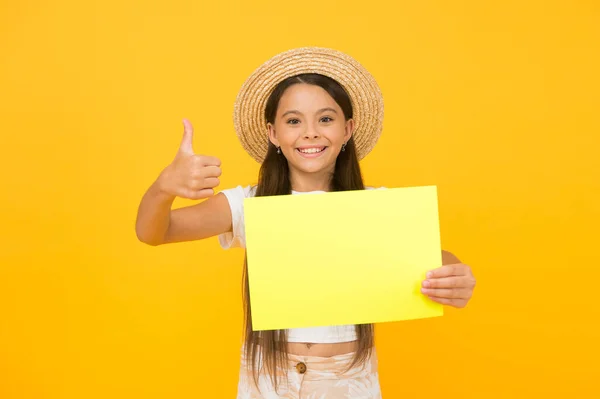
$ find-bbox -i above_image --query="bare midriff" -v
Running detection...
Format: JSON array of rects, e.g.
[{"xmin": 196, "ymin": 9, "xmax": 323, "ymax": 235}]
[{"xmin": 286, "ymin": 340, "xmax": 358, "ymax": 357}]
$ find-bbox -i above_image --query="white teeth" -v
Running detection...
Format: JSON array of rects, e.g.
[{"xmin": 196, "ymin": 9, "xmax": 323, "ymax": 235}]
[{"xmin": 298, "ymin": 147, "xmax": 324, "ymax": 154}]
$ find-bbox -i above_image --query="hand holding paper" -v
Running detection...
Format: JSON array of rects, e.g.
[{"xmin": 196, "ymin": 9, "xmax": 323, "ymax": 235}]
[{"xmin": 421, "ymin": 263, "xmax": 476, "ymax": 308}]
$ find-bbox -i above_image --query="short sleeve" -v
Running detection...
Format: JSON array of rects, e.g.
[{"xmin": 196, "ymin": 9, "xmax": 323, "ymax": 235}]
[{"xmin": 218, "ymin": 185, "xmax": 256, "ymax": 249}]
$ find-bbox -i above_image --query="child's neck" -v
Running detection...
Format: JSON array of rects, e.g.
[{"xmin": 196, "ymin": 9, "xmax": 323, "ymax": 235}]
[{"xmin": 290, "ymin": 171, "xmax": 332, "ymax": 193}]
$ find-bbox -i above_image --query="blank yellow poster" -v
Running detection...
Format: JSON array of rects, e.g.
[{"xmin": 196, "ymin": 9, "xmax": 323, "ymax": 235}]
[{"xmin": 243, "ymin": 186, "xmax": 444, "ymax": 331}]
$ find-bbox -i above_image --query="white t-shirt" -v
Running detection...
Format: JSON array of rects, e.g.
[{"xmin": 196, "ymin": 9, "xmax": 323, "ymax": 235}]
[{"xmin": 218, "ymin": 184, "xmax": 381, "ymax": 344}]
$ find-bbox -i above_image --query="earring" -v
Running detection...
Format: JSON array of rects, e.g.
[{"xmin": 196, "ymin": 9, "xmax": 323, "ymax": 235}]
[
  {"xmin": 276, "ymin": 147, "xmax": 281, "ymax": 154},
  {"xmin": 341, "ymin": 143, "xmax": 346, "ymax": 152}
]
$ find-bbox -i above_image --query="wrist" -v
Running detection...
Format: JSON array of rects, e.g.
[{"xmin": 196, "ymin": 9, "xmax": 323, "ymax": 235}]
[{"xmin": 152, "ymin": 174, "xmax": 176, "ymax": 203}]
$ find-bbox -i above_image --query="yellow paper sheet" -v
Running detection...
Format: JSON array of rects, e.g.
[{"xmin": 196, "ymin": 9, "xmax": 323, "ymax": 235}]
[{"xmin": 243, "ymin": 186, "xmax": 444, "ymax": 331}]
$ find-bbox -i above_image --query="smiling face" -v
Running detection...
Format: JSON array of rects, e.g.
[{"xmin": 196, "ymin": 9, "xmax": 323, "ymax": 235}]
[{"xmin": 267, "ymin": 83, "xmax": 354, "ymax": 184}]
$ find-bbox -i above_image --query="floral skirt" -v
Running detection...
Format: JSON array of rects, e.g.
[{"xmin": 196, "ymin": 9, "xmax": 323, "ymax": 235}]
[{"xmin": 236, "ymin": 347, "xmax": 382, "ymax": 399}]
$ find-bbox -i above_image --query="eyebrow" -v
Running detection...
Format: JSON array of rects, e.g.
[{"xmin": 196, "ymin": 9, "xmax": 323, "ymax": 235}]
[{"xmin": 281, "ymin": 108, "xmax": 338, "ymax": 118}]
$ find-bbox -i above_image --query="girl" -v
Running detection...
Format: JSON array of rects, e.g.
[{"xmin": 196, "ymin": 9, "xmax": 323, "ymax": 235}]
[{"xmin": 136, "ymin": 47, "xmax": 476, "ymax": 398}]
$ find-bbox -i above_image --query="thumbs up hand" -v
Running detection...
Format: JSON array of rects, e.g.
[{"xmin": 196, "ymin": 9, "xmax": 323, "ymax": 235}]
[{"xmin": 157, "ymin": 119, "xmax": 222, "ymax": 200}]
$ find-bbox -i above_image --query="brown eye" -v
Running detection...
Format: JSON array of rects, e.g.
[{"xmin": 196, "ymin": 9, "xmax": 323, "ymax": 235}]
[
  {"xmin": 321, "ymin": 116, "xmax": 333, "ymax": 122},
  {"xmin": 287, "ymin": 119, "xmax": 300, "ymax": 125}
]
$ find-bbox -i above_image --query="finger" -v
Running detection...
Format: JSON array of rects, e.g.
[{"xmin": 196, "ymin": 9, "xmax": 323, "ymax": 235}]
[
  {"xmin": 426, "ymin": 296, "xmax": 467, "ymax": 308},
  {"xmin": 190, "ymin": 166, "xmax": 221, "ymax": 182},
  {"xmin": 202, "ymin": 165, "xmax": 222, "ymax": 178},
  {"xmin": 426, "ymin": 264, "xmax": 468, "ymax": 279},
  {"xmin": 187, "ymin": 177, "xmax": 219, "ymax": 191},
  {"xmin": 179, "ymin": 119, "xmax": 195, "ymax": 155},
  {"xmin": 421, "ymin": 287, "xmax": 472, "ymax": 299},
  {"xmin": 196, "ymin": 155, "xmax": 221, "ymax": 167},
  {"xmin": 422, "ymin": 276, "xmax": 464, "ymax": 289},
  {"xmin": 183, "ymin": 188, "xmax": 214, "ymax": 200},
  {"xmin": 202, "ymin": 177, "xmax": 220, "ymax": 188}
]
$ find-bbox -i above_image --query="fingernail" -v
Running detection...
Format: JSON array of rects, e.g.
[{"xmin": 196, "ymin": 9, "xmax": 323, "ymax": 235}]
[
  {"xmin": 426, "ymin": 272, "xmax": 432, "ymax": 278},
  {"xmin": 422, "ymin": 280, "xmax": 430, "ymax": 287}
]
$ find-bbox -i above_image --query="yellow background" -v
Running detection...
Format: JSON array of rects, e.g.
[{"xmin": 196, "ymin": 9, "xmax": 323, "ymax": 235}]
[{"xmin": 1, "ymin": 0, "xmax": 598, "ymax": 397}]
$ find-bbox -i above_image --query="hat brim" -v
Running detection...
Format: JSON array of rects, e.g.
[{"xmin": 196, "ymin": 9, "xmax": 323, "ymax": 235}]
[{"xmin": 233, "ymin": 47, "xmax": 384, "ymax": 163}]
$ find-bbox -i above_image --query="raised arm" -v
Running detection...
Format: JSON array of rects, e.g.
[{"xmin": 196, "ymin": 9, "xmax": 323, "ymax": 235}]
[{"xmin": 135, "ymin": 119, "xmax": 232, "ymax": 246}]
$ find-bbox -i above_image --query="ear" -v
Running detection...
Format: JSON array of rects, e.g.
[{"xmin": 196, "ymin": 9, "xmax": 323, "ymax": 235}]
[
  {"xmin": 343, "ymin": 119, "xmax": 355, "ymax": 143},
  {"xmin": 267, "ymin": 123, "xmax": 280, "ymax": 147}
]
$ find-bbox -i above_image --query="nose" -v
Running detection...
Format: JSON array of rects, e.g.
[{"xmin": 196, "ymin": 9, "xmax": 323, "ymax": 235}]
[{"xmin": 303, "ymin": 123, "xmax": 321, "ymax": 139}]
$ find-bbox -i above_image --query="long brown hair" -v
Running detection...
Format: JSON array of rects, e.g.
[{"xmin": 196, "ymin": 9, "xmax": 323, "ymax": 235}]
[{"xmin": 242, "ymin": 73, "xmax": 374, "ymax": 391}]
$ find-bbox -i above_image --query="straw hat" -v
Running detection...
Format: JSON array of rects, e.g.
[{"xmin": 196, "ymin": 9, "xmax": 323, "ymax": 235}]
[{"xmin": 233, "ymin": 47, "xmax": 384, "ymax": 163}]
